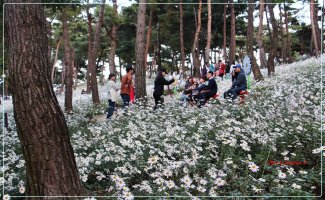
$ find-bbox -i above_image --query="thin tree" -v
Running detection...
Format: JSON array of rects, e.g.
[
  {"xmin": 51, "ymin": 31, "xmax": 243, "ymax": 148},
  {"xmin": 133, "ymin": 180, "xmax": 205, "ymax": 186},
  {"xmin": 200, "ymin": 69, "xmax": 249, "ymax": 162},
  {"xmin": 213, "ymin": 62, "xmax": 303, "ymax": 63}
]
[
  {"xmin": 278, "ymin": 4, "xmax": 285, "ymax": 64},
  {"xmin": 257, "ymin": 0, "xmax": 267, "ymax": 69},
  {"xmin": 284, "ymin": 2, "xmax": 292, "ymax": 63},
  {"xmin": 266, "ymin": 1, "xmax": 279, "ymax": 76},
  {"xmin": 109, "ymin": 0, "xmax": 118, "ymax": 74},
  {"xmin": 229, "ymin": 0, "xmax": 236, "ymax": 64},
  {"xmin": 310, "ymin": 0, "xmax": 320, "ymax": 56},
  {"xmin": 86, "ymin": 3, "xmax": 92, "ymax": 93},
  {"xmin": 5, "ymin": 1, "xmax": 86, "ymax": 196},
  {"xmin": 145, "ymin": 6, "xmax": 154, "ymax": 72},
  {"xmin": 62, "ymin": 8, "xmax": 73, "ymax": 112},
  {"xmin": 191, "ymin": 0, "xmax": 202, "ymax": 78},
  {"xmin": 180, "ymin": 0, "xmax": 186, "ymax": 78},
  {"xmin": 247, "ymin": 0, "xmax": 263, "ymax": 81},
  {"xmin": 205, "ymin": 0, "xmax": 212, "ymax": 63},
  {"xmin": 223, "ymin": 3, "xmax": 227, "ymax": 61},
  {"xmin": 89, "ymin": 0, "xmax": 106, "ymax": 104},
  {"xmin": 51, "ymin": 37, "xmax": 62, "ymax": 83},
  {"xmin": 135, "ymin": 0, "xmax": 147, "ymax": 99}
]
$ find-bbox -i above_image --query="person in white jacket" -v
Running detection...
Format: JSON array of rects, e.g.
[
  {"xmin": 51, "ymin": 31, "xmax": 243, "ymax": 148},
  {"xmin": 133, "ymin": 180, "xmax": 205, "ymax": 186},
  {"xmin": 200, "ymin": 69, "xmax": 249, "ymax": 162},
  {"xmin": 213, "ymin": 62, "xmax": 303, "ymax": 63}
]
[{"xmin": 107, "ymin": 74, "xmax": 120, "ymax": 119}]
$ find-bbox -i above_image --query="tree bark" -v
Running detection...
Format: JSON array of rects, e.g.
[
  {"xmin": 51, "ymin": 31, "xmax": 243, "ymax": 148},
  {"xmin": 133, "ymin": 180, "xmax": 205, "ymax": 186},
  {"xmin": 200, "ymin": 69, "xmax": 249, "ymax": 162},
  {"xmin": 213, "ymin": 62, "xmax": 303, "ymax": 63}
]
[
  {"xmin": 257, "ymin": 0, "xmax": 267, "ymax": 69},
  {"xmin": 86, "ymin": 4, "xmax": 92, "ymax": 93},
  {"xmin": 284, "ymin": 2, "xmax": 292, "ymax": 63},
  {"xmin": 180, "ymin": 0, "xmax": 186, "ymax": 79},
  {"xmin": 310, "ymin": 0, "xmax": 320, "ymax": 56},
  {"xmin": 205, "ymin": 0, "xmax": 212, "ymax": 63},
  {"xmin": 70, "ymin": 48, "xmax": 77, "ymax": 90},
  {"xmin": 89, "ymin": 0, "xmax": 106, "ymax": 105},
  {"xmin": 247, "ymin": 0, "xmax": 263, "ymax": 81},
  {"xmin": 191, "ymin": 0, "xmax": 202, "ymax": 78},
  {"xmin": 278, "ymin": 4, "xmax": 285, "ymax": 64},
  {"xmin": 47, "ymin": 20, "xmax": 52, "ymax": 62},
  {"xmin": 62, "ymin": 8, "xmax": 73, "ymax": 112},
  {"xmin": 109, "ymin": 0, "xmax": 118, "ymax": 74},
  {"xmin": 5, "ymin": 1, "xmax": 86, "ymax": 197},
  {"xmin": 135, "ymin": 0, "xmax": 147, "ymax": 99},
  {"xmin": 229, "ymin": 0, "xmax": 236, "ymax": 65},
  {"xmin": 223, "ymin": 3, "xmax": 227, "ymax": 61},
  {"xmin": 51, "ymin": 37, "xmax": 62, "ymax": 83},
  {"xmin": 145, "ymin": 7, "xmax": 153, "ymax": 71},
  {"xmin": 266, "ymin": 1, "xmax": 278, "ymax": 76},
  {"xmin": 265, "ymin": 7, "xmax": 272, "ymax": 43}
]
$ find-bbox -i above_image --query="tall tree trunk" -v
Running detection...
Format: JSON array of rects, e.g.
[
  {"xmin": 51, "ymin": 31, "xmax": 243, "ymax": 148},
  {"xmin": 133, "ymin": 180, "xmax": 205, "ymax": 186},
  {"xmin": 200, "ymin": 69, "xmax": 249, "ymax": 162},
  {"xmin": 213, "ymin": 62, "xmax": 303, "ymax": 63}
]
[
  {"xmin": 278, "ymin": 4, "xmax": 285, "ymax": 64},
  {"xmin": 310, "ymin": 0, "xmax": 320, "ymax": 56},
  {"xmin": 205, "ymin": 0, "xmax": 212, "ymax": 62},
  {"xmin": 156, "ymin": 22, "xmax": 162, "ymax": 68},
  {"xmin": 86, "ymin": 4, "xmax": 92, "ymax": 93},
  {"xmin": 5, "ymin": 1, "xmax": 86, "ymax": 196},
  {"xmin": 180, "ymin": 0, "xmax": 186, "ymax": 79},
  {"xmin": 109, "ymin": 0, "xmax": 118, "ymax": 74},
  {"xmin": 223, "ymin": 3, "xmax": 227, "ymax": 61},
  {"xmin": 135, "ymin": 0, "xmax": 147, "ymax": 99},
  {"xmin": 70, "ymin": 48, "xmax": 76, "ymax": 90},
  {"xmin": 314, "ymin": 0, "xmax": 321, "ymax": 54},
  {"xmin": 247, "ymin": 0, "xmax": 263, "ymax": 81},
  {"xmin": 62, "ymin": 8, "xmax": 73, "ymax": 112},
  {"xmin": 257, "ymin": 0, "xmax": 267, "ymax": 69},
  {"xmin": 145, "ymin": 7, "xmax": 153, "ymax": 71},
  {"xmin": 4, "ymin": 70, "xmax": 9, "ymax": 97},
  {"xmin": 191, "ymin": 0, "xmax": 202, "ymax": 78},
  {"xmin": 284, "ymin": 3, "xmax": 292, "ymax": 63},
  {"xmin": 229, "ymin": 0, "xmax": 236, "ymax": 65},
  {"xmin": 51, "ymin": 37, "xmax": 62, "ymax": 83},
  {"xmin": 119, "ymin": 57, "xmax": 122, "ymax": 81},
  {"xmin": 60, "ymin": 57, "xmax": 65, "ymax": 93},
  {"xmin": 74, "ymin": 59, "xmax": 78, "ymax": 90},
  {"xmin": 47, "ymin": 20, "xmax": 52, "ymax": 62},
  {"xmin": 265, "ymin": 7, "xmax": 272, "ymax": 43},
  {"xmin": 266, "ymin": 1, "xmax": 278, "ymax": 76},
  {"xmin": 89, "ymin": 0, "xmax": 106, "ymax": 105},
  {"xmin": 100, "ymin": 60, "xmax": 104, "ymax": 86}
]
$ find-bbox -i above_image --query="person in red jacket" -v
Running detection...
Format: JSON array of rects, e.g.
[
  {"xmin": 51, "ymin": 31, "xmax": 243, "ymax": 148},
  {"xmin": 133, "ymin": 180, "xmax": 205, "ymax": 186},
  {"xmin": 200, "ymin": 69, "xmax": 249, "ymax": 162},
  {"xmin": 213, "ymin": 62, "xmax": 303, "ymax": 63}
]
[
  {"xmin": 218, "ymin": 60, "xmax": 226, "ymax": 81},
  {"xmin": 120, "ymin": 67, "xmax": 134, "ymax": 108}
]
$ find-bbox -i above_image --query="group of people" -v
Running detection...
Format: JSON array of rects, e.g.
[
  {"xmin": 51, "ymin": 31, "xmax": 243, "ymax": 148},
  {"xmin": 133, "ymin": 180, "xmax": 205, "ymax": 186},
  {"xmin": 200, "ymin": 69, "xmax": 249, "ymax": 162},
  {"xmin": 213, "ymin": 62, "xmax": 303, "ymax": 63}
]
[
  {"xmin": 201, "ymin": 60, "xmax": 227, "ymax": 81},
  {"xmin": 105, "ymin": 60, "xmax": 248, "ymax": 119},
  {"xmin": 180, "ymin": 71, "xmax": 218, "ymax": 107},
  {"xmin": 180, "ymin": 61, "xmax": 247, "ymax": 107},
  {"xmin": 106, "ymin": 67, "xmax": 135, "ymax": 119}
]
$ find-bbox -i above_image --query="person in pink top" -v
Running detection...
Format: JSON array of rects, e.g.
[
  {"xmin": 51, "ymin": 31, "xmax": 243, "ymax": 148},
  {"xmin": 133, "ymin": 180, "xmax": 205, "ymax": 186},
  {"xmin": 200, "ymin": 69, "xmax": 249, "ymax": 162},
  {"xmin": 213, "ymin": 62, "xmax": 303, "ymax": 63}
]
[{"xmin": 218, "ymin": 60, "xmax": 226, "ymax": 81}]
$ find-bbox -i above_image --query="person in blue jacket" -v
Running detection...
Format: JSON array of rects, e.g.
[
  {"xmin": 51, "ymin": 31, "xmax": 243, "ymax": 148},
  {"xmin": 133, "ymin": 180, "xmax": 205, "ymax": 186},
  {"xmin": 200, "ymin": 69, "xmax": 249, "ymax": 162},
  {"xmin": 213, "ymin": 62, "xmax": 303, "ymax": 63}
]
[{"xmin": 224, "ymin": 65, "xmax": 247, "ymax": 101}]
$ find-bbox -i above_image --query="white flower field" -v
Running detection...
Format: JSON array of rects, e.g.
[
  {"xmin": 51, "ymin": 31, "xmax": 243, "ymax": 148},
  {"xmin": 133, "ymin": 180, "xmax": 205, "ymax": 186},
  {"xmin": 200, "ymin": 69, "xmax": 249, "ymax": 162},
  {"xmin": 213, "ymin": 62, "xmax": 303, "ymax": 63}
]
[{"xmin": 1, "ymin": 56, "xmax": 324, "ymax": 198}]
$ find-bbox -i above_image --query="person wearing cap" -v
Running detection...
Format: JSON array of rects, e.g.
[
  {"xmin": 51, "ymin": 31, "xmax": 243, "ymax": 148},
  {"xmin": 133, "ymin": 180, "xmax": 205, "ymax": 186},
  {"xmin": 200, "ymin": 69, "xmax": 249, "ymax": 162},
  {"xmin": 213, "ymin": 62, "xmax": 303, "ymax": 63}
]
[
  {"xmin": 224, "ymin": 65, "xmax": 247, "ymax": 101},
  {"xmin": 153, "ymin": 68, "xmax": 175, "ymax": 110},
  {"xmin": 120, "ymin": 67, "xmax": 134, "ymax": 108}
]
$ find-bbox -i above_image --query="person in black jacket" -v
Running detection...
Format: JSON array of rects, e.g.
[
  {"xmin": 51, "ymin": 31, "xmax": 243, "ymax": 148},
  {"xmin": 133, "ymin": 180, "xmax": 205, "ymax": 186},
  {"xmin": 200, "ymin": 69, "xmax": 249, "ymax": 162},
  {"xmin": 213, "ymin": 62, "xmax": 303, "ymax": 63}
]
[
  {"xmin": 224, "ymin": 66, "xmax": 247, "ymax": 101},
  {"xmin": 198, "ymin": 71, "xmax": 218, "ymax": 106},
  {"xmin": 153, "ymin": 68, "xmax": 175, "ymax": 110}
]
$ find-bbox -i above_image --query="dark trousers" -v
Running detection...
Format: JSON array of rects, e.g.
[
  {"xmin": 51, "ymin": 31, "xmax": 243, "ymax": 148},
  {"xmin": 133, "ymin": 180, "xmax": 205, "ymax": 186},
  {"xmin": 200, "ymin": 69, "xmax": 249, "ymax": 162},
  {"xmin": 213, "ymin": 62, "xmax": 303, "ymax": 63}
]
[
  {"xmin": 199, "ymin": 91, "xmax": 216, "ymax": 105},
  {"xmin": 224, "ymin": 87, "xmax": 246, "ymax": 100},
  {"xmin": 120, "ymin": 94, "xmax": 130, "ymax": 108},
  {"xmin": 153, "ymin": 93, "xmax": 164, "ymax": 110},
  {"xmin": 106, "ymin": 100, "xmax": 116, "ymax": 119}
]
